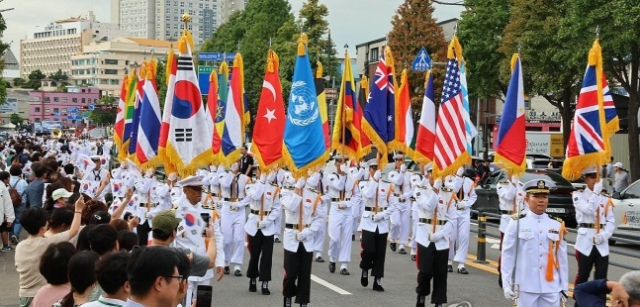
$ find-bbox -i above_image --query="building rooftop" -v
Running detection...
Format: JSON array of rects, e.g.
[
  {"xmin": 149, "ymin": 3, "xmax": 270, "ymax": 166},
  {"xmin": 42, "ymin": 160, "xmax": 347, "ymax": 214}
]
[{"xmin": 127, "ymin": 38, "xmax": 173, "ymax": 48}]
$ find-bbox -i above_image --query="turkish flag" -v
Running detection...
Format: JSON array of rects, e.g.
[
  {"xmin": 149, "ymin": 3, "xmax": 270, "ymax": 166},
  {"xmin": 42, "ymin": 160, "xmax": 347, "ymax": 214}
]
[{"xmin": 251, "ymin": 50, "xmax": 285, "ymax": 170}]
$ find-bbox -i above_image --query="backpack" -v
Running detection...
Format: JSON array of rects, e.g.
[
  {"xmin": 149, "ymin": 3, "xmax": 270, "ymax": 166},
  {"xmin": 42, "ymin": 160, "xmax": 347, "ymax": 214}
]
[{"xmin": 9, "ymin": 180, "xmax": 23, "ymax": 207}]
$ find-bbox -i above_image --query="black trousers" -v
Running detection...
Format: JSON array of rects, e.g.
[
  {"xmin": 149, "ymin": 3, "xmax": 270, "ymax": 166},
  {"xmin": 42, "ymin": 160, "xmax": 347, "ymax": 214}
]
[
  {"xmin": 574, "ymin": 247, "xmax": 609, "ymax": 306},
  {"xmin": 283, "ymin": 243, "xmax": 313, "ymax": 304},
  {"xmin": 136, "ymin": 220, "xmax": 151, "ymax": 246},
  {"xmin": 416, "ymin": 242, "xmax": 448, "ymax": 304},
  {"xmin": 360, "ymin": 228, "xmax": 388, "ymax": 278},
  {"xmin": 246, "ymin": 230, "xmax": 274, "ymax": 281}
]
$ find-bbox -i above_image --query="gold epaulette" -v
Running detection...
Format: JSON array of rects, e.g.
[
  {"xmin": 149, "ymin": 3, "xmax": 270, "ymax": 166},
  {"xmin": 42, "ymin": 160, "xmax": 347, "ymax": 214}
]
[
  {"xmin": 512, "ymin": 213, "xmax": 526, "ymax": 220},
  {"xmin": 441, "ymin": 187, "xmax": 453, "ymax": 192},
  {"xmin": 202, "ymin": 203, "xmax": 216, "ymax": 210}
]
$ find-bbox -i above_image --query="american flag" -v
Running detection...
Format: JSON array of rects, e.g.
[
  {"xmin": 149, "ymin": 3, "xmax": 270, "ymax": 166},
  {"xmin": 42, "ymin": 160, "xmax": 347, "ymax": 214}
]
[{"xmin": 433, "ymin": 55, "xmax": 468, "ymax": 176}]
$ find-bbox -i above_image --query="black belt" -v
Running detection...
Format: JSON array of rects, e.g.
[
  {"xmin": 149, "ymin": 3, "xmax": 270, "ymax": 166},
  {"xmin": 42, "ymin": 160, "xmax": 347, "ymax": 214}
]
[
  {"xmin": 285, "ymin": 223, "xmax": 309, "ymax": 230},
  {"xmin": 364, "ymin": 207, "xmax": 385, "ymax": 212},
  {"xmin": 579, "ymin": 223, "xmax": 605, "ymax": 229},
  {"xmin": 223, "ymin": 197, "xmax": 239, "ymax": 202},
  {"xmin": 250, "ymin": 209, "xmax": 271, "ymax": 215},
  {"xmin": 331, "ymin": 197, "xmax": 351, "ymax": 202},
  {"xmin": 209, "ymin": 193, "xmax": 219, "ymax": 197},
  {"xmin": 418, "ymin": 218, "xmax": 447, "ymax": 225},
  {"xmin": 500, "ymin": 210, "xmax": 514, "ymax": 215}
]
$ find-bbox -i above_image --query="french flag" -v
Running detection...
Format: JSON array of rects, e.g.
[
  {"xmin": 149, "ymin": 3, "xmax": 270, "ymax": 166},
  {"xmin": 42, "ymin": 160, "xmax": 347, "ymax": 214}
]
[
  {"xmin": 493, "ymin": 54, "xmax": 526, "ymax": 175},
  {"xmin": 414, "ymin": 71, "xmax": 436, "ymax": 164}
]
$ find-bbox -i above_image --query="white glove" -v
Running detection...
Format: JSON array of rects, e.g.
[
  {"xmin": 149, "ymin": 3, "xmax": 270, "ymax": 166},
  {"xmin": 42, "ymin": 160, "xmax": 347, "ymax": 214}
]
[
  {"xmin": 430, "ymin": 231, "xmax": 444, "ymax": 241},
  {"xmin": 373, "ymin": 170, "xmax": 382, "ymax": 181},
  {"xmin": 433, "ymin": 178, "xmax": 443, "ymax": 190},
  {"xmin": 511, "ymin": 175, "xmax": 519, "ymax": 185},
  {"xmin": 400, "ymin": 164, "xmax": 407, "ymax": 172},
  {"xmin": 456, "ymin": 166, "xmax": 464, "ymax": 176},
  {"xmin": 230, "ymin": 162, "xmax": 239, "ymax": 172},
  {"xmin": 145, "ymin": 169, "xmax": 154, "ymax": 178},
  {"xmin": 373, "ymin": 214, "xmax": 384, "ymax": 222},
  {"xmin": 503, "ymin": 287, "xmax": 517, "ymax": 300},
  {"xmin": 168, "ymin": 172, "xmax": 178, "ymax": 181},
  {"xmin": 594, "ymin": 234, "xmax": 604, "ymax": 245},
  {"xmin": 359, "ymin": 161, "xmax": 368, "ymax": 169},
  {"xmin": 339, "ymin": 164, "xmax": 347, "ymax": 173},
  {"xmin": 259, "ymin": 173, "xmax": 267, "ymax": 183},
  {"xmin": 295, "ymin": 178, "xmax": 306, "ymax": 189},
  {"xmin": 258, "ymin": 221, "xmax": 269, "ymax": 229},
  {"xmin": 297, "ymin": 229, "xmax": 313, "ymax": 241},
  {"xmin": 593, "ymin": 181, "xmax": 603, "ymax": 195}
]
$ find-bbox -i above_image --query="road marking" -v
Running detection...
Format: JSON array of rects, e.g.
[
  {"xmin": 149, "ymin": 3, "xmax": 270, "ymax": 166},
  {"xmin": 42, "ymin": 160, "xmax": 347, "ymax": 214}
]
[{"xmin": 310, "ymin": 274, "xmax": 352, "ymax": 295}]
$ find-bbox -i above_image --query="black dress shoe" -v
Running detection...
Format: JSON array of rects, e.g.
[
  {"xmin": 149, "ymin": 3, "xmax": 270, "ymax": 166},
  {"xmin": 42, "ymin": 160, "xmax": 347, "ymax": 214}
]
[
  {"xmin": 411, "ymin": 255, "xmax": 416, "ymax": 261},
  {"xmin": 447, "ymin": 265, "xmax": 453, "ymax": 272},
  {"xmin": 398, "ymin": 248, "xmax": 407, "ymax": 254},
  {"xmin": 249, "ymin": 279, "xmax": 257, "ymax": 292},
  {"xmin": 416, "ymin": 295, "xmax": 426, "ymax": 307},
  {"xmin": 329, "ymin": 262, "xmax": 336, "ymax": 273},
  {"xmin": 352, "ymin": 234, "xmax": 355, "ymax": 241},
  {"xmin": 234, "ymin": 269, "xmax": 243, "ymax": 276},
  {"xmin": 372, "ymin": 278, "xmax": 384, "ymax": 292},
  {"xmin": 361, "ymin": 269, "xmax": 369, "ymax": 287},
  {"xmin": 457, "ymin": 267, "xmax": 469, "ymax": 275},
  {"xmin": 261, "ymin": 281, "xmax": 270, "ymax": 295},
  {"xmin": 224, "ymin": 266, "xmax": 230, "ymax": 274},
  {"xmin": 340, "ymin": 268, "xmax": 350, "ymax": 275},
  {"xmin": 283, "ymin": 297, "xmax": 292, "ymax": 307},
  {"xmin": 315, "ymin": 256, "xmax": 325, "ymax": 263},
  {"xmin": 274, "ymin": 237, "xmax": 281, "ymax": 243},
  {"xmin": 390, "ymin": 242, "xmax": 397, "ymax": 252}
]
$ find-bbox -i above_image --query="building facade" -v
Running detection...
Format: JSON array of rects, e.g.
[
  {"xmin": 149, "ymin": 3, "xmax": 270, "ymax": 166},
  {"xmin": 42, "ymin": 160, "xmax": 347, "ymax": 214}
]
[
  {"xmin": 112, "ymin": 0, "xmax": 239, "ymax": 47},
  {"xmin": 0, "ymin": 89, "xmax": 31, "ymax": 125},
  {"xmin": 70, "ymin": 37, "xmax": 172, "ymax": 96},
  {"xmin": 28, "ymin": 85, "xmax": 100, "ymax": 127},
  {"xmin": 20, "ymin": 11, "xmax": 125, "ymax": 79}
]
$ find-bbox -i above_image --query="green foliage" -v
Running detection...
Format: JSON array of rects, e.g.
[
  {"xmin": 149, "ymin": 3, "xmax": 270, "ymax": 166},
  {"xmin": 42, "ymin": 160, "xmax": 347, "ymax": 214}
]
[
  {"xmin": 155, "ymin": 60, "xmax": 167, "ymax": 108},
  {"xmin": 10, "ymin": 113, "xmax": 23, "ymax": 126},
  {"xmin": 298, "ymin": 0, "xmax": 339, "ymax": 86},
  {"xmin": 0, "ymin": 14, "xmax": 8, "ymax": 102},
  {"xmin": 48, "ymin": 69, "xmax": 69, "ymax": 82},
  {"xmin": 457, "ymin": 0, "xmax": 510, "ymax": 100},
  {"xmin": 89, "ymin": 109, "xmax": 117, "ymax": 125},
  {"xmin": 13, "ymin": 78, "xmax": 26, "ymax": 87},
  {"xmin": 100, "ymin": 94, "xmax": 116, "ymax": 105},
  {"xmin": 25, "ymin": 69, "xmax": 46, "ymax": 90},
  {"xmin": 387, "ymin": 0, "xmax": 447, "ymax": 106}
]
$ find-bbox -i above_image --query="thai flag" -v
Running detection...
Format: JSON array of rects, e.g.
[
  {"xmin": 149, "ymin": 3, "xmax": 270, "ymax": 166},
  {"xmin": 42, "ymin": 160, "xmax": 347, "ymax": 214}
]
[
  {"xmin": 221, "ymin": 53, "xmax": 245, "ymax": 165},
  {"xmin": 135, "ymin": 70, "xmax": 162, "ymax": 168},
  {"xmin": 493, "ymin": 55, "xmax": 527, "ymax": 175},
  {"xmin": 128, "ymin": 74, "xmax": 145, "ymax": 156}
]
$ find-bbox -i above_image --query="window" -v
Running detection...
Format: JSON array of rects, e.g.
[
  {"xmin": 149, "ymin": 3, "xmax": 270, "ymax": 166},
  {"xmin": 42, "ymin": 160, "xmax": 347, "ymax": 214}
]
[
  {"xmin": 370, "ymin": 48, "xmax": 379, "ymax": 61},
  {"xmin": 101, "ymin": 79, "xmax": 109, "ymax": 85},
  {"xmin": 62, "ymin": 108, "xmax": 67, "ymax": 113},
  {"xmin": 44, "ymin": 97, "xmax": 51, "ymax": 102},
  {"xmin": 82, "ymin": 89, "xmax": 86, "ymax": 93},
  {"xmin": 72, "ymin": 98, "xmax": 78, "ymax": 103},
  {"xmin": 53, "ymin": 97, "xmax": 59, "ymax": 102},
  {"xmin": 45, "ymin": 108, "xmax": 50, "ymax": 113},
  {"xmin": 81, "ymin": 98, "xmax": 86, "ymax": 103},
  {"xmin": 62, "ymin": 97, "xmax": 67, "ymax": 102},
  {"xmin": 104, "ymin": 69, "xmax": 119, "ymax": 75},
  {"xmin": 104, "ymin": 59, "xmax": 118, "ymax": 65},
  {"xmin": 110, "ymin": 79, "xmax": 119, "ymax": 85},
  {"xmin": 35, "ymin": 107, "xmax": 41, "ymax": 112},
  {"xmin": 53, "ymin": 108, "xmax": 59, "ymax": 113}
]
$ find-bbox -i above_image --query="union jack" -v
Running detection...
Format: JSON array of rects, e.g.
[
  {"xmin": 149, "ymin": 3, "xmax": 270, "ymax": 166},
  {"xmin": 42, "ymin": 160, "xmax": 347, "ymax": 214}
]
[{"xmin": 566, "ymin": 65, "xmax": 605, "ymax": 157}]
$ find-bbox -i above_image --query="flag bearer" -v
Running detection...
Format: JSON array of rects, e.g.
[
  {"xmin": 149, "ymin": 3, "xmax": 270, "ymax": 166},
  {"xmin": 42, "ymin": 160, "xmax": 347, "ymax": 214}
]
[
  {"xmin": 326, "ymin": 155, "xmax": 358, "ymax": 275},
  {"xmin": 573, "ymin": 166, "xmax": 615, "ymax": 304},
  {"xmin": 281, "ymin": 174, "xmax": 326, "ymax": 307},
  {"xmin": 447, "ymin": 167, "xmax": 477, "ymax": 274},
  {"xmin": 415, "ymin": 178, "xmax": 455, "ymax": 307},
  {"xmin": 220, "ymin": 161, "xmax": 250, "ymax": 276},
  {"xmin": 388, "ymin": 153, "xmax": 413, "ymax": 254},
  {"xmin": 359, "ymin": 159, "xmax": 401, "ymax": 292},
  {"xmin": 501, "ymin": 179, "xmax": 569, "ymax": 307},
  {"xmin": 244, "ymin": 171, "xmax": 281, "ymax": 295}
]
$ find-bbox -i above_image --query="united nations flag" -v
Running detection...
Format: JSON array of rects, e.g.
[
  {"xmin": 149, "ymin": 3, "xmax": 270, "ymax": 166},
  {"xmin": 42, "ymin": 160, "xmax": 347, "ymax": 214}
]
[{"xmin": 282, "ymin": 33, "xmax": 330, "ymax": 178}]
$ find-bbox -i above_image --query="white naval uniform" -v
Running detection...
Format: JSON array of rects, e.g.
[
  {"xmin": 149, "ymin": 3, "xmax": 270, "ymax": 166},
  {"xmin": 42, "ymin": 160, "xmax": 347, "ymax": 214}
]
[
  {"xmin": 414, "ymin": 186, "xmax": 453, "ymax": 249},
  {"xmin": 448, "ymin": 176, "xmax": 477, "ymax": 267},
  {"xmin": 244, "ymin": 181, "xmax": 282, "ymax": 237},
  {"xmin": 281, "ymin": 187, "xmax": 326, "ymax": 253},
  {"xmin": 220, "ymin": 171, "xmax": 249, "ymax": 267},
  {"xmin": 500, "ymin": 212, "xmax": 569, "ymax": 307},
  {"xmin": 311, "ymin": 173, "xmax": 328, "ymax": 258},
  {"xmin": 572, "ymin": 188, "xmax": 615, "ymax": 257},
  {"xmin": 326, "ymin": 171, "xmax": 358, "ymax": 265},
  {"xmin": 497, "ymin": 180, "xmax": 525, "ymax": 233},
  {"xmin": 359, "ymin": 180, "xmax": 399, "ymax": 234},
  {"xmin": 409, "ymin": 175, "xmax": 427, "ymax": 255},
  {"xmin": 388, "ymin": 169, "xmax": 412, "ymax": 249}
]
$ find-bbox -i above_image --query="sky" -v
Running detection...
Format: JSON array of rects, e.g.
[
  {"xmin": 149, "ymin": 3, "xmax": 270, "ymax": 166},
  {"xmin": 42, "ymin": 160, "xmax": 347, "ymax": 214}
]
[{"xmin": 2, "ymin": 0, "xmax": 464, "ymax": 60}]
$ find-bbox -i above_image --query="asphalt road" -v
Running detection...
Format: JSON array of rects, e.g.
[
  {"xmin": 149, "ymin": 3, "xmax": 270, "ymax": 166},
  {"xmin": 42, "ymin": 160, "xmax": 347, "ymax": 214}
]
[{"xmin": 2, "ymin": 219, "xmax": 637, "ymax": 307}]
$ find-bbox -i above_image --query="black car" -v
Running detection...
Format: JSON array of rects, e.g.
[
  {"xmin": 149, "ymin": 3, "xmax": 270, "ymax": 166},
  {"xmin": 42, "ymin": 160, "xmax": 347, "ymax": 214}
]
[{"xmin": 474, "ymin": 169, "xmax": 577, "ymax": 227}]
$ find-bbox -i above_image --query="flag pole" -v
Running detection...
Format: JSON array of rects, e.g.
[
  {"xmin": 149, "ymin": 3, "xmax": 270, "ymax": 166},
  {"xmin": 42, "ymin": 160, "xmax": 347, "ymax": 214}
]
[{"xmin": 341, "ymin": 48, "xmax": 348, "ymax": 168}]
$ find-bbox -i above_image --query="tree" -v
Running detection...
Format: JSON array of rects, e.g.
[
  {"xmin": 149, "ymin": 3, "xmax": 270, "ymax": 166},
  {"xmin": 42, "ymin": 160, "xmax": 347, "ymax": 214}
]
[
  {"xmin": 561, "ymin": 0, "xmax": 640, "ymax": 180},
  {"xmin": 457, "ymin": 0, "xmax": 510, "ymax": 100},
  {"xmin": 155, "ymin": 60, "xmax": 167, "ymax": 109},
  {"xmin": 387, "ymin": 0, "xmax": 447, "ymax": 108},
  {"xmin": 298, "ymin": 0, "xmax": 339, "ymax": 87},
  {"xmin": 99, "ymin": 94, "xmax": 116, "ymax": 105},
  {"xmin": 499, "ymin": 0, "xmax": 581, "ymax": 146},
  {"xmin": 0, "ymin": 14, "xmax": 9, "ymax": 102},
  {"xmin": 89, "ymin": 109, "xmax": 117, "ymax": 125},
  {"xmin": 49, "ymin": 69, "xmax": 69, "ymax": 83},
  {"xmin": 10, "ymin": 113, "xmax": 23, "ymax": 126},
  {"xmin": 25, "ymin": 69, "xmax": 46, "ymax": 90},
  {"xmin": 201, "ymin": 0, "xmax": 298, "ymax": 114},
  {"xmin": 13, "ymin": 77, "xmax": 26, "ymax": 87}
]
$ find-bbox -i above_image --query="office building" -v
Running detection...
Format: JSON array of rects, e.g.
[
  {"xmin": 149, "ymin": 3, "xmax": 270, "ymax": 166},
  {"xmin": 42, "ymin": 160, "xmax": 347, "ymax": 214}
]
[{"xmin": 29, "ymin": 84, "xmax": 100, "ymax": 126}]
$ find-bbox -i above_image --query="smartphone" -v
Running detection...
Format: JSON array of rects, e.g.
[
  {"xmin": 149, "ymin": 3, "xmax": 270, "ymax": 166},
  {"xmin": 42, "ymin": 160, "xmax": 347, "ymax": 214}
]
[
  {"xmin": 196, "ymin": 285, "xmax": 213, "ymax": 307},
  {"xmin": 123, "ymin": 212, "xmax": 133, "ymax": 221}
]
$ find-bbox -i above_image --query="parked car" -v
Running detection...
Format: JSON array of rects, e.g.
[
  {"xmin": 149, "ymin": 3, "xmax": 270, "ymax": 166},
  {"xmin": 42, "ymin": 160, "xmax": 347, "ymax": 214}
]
[
  {"xmin": 611, "ymin": 179, "xmax": 640, "ymax": 244},
  {"xmin": 475, "ymin": 169, "xmax": 577, "ymax": 227}
]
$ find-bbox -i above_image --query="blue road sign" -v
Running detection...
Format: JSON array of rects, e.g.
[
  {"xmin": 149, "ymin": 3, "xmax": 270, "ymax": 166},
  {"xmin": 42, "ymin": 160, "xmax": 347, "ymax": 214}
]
[
  {"xmin": 68, "ymin": 107, "xmax": 78, "ymax": 114},
  {"xmin": 199, "ymin": 52, "xmax": 236, "ymax": 62},
  {"xmin": 88, "ymin": 105, "xmax": 95, "ymax": 111},
  {"xmin": 412, "ymin": 47, "xmax": 432, "ymax": 72}
]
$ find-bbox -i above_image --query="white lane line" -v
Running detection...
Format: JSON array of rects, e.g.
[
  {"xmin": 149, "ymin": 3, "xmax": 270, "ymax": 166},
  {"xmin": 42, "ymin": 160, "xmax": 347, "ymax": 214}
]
[{"xmin": 310, "ymin": 274, "xmax": 352, "ymax": 295}]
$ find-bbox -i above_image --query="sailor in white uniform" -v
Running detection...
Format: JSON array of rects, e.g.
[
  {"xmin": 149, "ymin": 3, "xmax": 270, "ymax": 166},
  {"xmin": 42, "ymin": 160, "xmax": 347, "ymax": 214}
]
[{"xmin": 219, "ymin": 161, "xmax": 250, "ymax": 276}]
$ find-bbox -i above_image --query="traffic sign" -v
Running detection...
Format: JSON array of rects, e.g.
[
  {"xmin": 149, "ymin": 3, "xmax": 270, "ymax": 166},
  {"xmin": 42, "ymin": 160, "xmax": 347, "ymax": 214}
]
[
  {"xmin": 198, "ymin": 52, "xmax": 236, "ymax": 62},
  {"xmin": 325, "ymin": 88, "xmax": 338, "ymax": 100},
  {"xmin": 68, "ymin": 107, "xmax": 78, "ymax": 114},
  {"xmin": 412, "ymin": 47, "xmax": 432, "ymax": 71},
  {"xmin": 198, "ymin": 66, "xmax": 214, "ymax": 73},
  {"xmin": 88, "ymin": 105, "xmax": 95, "ymax": 111},
  {"xmin": 198, "ymin": 66, "xmax": 214, "ymax": 94}
]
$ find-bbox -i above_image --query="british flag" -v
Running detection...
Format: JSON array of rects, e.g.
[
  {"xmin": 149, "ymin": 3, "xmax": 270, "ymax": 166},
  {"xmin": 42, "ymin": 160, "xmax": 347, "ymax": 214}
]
[
  {"xmin": 433, "ymin": 39, "xmax": 469, "ymax": 177},
  {"xmin": 563, "ymin": 57, "xmax": 610, "ymax": 180}
]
